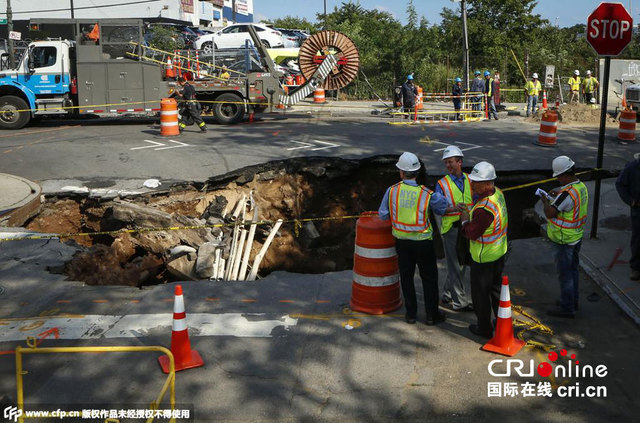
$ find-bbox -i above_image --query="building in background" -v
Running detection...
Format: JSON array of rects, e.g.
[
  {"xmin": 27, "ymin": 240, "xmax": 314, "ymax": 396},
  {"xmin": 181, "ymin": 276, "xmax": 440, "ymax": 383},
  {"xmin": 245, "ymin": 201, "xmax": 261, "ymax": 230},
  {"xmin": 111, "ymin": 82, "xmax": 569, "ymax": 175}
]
[
  {"xmin": 0, "ymin": 0, "xmax": 253, "ymax": 27},
  {"xmin": 222, "ymin": 0, "xmax": 254, "ymax": 25}
]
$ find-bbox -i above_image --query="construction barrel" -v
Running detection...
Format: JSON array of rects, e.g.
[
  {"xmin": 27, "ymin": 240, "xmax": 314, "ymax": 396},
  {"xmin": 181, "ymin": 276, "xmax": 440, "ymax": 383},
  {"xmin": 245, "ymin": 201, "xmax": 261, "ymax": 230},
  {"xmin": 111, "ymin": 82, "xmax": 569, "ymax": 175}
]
[
  {"xmin": 536, "ymin": 110, "xmax": 558, "ymax": 147},
  {"xmin": 618, "ymin": 109, "xmax": 636, "ymax": 142}
]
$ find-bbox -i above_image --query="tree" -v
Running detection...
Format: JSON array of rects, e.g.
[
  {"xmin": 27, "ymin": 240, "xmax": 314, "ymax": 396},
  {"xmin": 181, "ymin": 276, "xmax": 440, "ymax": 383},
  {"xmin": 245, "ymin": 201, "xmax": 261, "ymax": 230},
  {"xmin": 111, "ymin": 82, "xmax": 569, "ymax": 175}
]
[{"xmin": 262, "ymin": 16, "xmax": 318, "ymax": 33}]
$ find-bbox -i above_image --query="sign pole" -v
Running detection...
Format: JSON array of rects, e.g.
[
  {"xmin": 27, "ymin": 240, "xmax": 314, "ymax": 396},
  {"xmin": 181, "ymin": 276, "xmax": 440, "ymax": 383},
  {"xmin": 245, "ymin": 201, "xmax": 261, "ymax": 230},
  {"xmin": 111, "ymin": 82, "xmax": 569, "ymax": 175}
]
[{"xmin": 589, "ymin": 56, "xmax": 610, "ymax": 239}]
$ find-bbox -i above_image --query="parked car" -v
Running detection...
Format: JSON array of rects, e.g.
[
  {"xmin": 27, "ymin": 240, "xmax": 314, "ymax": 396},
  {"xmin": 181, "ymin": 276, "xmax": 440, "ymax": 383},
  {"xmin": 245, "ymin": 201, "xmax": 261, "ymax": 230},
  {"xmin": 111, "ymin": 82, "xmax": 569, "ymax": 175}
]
[
  {"xmin": 144, "ymin": 23, "xmax": 199, "ymax": 49},
  {"xmin": 194, "ymin": 23, "xmax": 284, "ymax": 53},
  {"xmin": 276, "ymin": 28, "xmax": 301, "ymax": 48}
]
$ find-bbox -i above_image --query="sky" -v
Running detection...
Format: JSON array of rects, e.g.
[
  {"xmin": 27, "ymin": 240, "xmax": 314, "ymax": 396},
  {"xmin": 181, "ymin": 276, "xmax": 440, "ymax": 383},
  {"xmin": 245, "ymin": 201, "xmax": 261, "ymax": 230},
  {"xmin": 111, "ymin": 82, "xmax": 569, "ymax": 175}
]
[{"xmin": 254, "ymin": 0, "xmax": 638, "ymax": 28}]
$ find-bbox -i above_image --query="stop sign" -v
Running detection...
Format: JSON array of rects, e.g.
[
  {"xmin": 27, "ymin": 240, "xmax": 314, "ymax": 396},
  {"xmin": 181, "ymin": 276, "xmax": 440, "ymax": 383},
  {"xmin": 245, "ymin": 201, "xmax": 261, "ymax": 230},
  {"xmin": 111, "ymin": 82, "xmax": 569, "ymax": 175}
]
[{"xmin": 587, "ymin": 2, "xmax": 633, "ymax": 56}]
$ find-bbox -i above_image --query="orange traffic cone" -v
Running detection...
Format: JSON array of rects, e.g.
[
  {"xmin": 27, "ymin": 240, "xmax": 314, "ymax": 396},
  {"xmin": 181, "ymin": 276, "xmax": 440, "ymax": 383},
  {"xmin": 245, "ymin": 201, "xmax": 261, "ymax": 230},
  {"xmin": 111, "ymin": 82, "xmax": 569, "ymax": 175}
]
[
  {"xmin": 481, "ymin": 276, "xmax": 526, "ymax": 357},
  {"xmin": 622, "ymin": 92, "xmax": 628, "ymax": 110},
  {"xmin": 542, "ymin": 90, "xmax": 548, "ymax": 109},
  {"xmin": 158, "ymin": 284, "xmax": 204, "ymax": 373}
]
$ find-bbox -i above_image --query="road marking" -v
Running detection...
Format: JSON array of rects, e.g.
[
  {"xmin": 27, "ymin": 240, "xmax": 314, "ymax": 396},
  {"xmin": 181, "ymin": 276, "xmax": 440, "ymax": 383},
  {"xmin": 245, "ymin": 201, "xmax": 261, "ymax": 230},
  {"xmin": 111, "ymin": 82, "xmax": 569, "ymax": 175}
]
[
  {"xmin": 287, "ymin": 140, "xmax": 340, "ymax": 151},
  {"xmin": 0, "ymin": 313, "xmax": 298, "ymax": 341},
  {"xmin": 130, "ymin": 140, "xmax": 190, "ymax": 151},
  {"xmin": 430, "ymin": 141, "xmax": 481, "ymax": 152}
]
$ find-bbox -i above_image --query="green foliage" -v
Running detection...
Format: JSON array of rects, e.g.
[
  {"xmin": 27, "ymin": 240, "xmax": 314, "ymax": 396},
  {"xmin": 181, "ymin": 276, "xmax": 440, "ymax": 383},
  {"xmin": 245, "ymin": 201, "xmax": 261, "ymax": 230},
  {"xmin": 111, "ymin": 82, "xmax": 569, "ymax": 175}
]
[
  {"xmin": 263, "ymin": 16, "xmax": 318, "ymax": 33},
  {"xmin": 147, "ymin": 25, "xmax": 184, "ymax": 51},
  {"xmin": 287, "ymin": 0, "xmax": 629, "ymax": 100}
]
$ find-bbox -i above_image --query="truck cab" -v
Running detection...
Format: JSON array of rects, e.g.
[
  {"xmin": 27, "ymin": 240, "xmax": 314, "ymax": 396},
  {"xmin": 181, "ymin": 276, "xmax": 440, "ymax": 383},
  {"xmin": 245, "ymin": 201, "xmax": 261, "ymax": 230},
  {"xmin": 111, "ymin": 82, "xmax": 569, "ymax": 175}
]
[{"xmin": 0, "ymin": 40, "xmax": 73, "ymax": 129}]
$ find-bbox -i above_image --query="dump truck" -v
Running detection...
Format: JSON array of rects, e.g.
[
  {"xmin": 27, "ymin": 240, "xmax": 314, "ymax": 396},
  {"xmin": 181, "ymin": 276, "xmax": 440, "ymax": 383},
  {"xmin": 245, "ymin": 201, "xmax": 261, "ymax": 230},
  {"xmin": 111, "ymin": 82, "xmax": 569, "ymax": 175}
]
[{"xmin": 0, "ymin": 19, "xmax": 359, "ymax": 129}]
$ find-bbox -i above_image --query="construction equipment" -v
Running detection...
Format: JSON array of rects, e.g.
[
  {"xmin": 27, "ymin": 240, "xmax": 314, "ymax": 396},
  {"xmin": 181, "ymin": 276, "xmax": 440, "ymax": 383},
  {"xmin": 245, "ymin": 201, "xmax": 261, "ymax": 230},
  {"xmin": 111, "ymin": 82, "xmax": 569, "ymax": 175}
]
[{"xmin": 0, "ymin": 19, "xmax": 359, "ymax": 129}]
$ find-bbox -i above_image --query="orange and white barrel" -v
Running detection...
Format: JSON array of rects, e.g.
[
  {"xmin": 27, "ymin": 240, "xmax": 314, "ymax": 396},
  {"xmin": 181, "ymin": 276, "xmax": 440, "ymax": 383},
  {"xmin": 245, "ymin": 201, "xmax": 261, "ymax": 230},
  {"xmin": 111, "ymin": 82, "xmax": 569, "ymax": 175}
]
[
  {"xmin": 618, "ymin": 109, "xmax": 636, "ymax": 142},
  {"xmin": 314, "ymin": 88, "xmax": 326, "ymax": 104},
  {"xmin": 350, "ymin": 213, "xmax": 402, "ymax": 315},
  {"xmin": 285, "ymin": 75, "xmax": 294, "ymax": 86},
  {"xmin": 416, "ymin": 86, "xmax": 424, "ymax": 110},
  {"xmin": 536, "ymin": 110, "xmax": 558, "ymax": 147},
  {"xmin": 160, "ymin": 98, "xmax": 180, "ymax": 136}
]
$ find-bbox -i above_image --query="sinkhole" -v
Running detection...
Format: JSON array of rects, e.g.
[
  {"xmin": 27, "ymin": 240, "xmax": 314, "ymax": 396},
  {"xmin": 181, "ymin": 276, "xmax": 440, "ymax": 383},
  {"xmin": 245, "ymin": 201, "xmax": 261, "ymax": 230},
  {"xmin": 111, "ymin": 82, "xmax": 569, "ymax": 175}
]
[{"xmin": 21, "ymin": 157, "xmax": 605, "ymax": 287}]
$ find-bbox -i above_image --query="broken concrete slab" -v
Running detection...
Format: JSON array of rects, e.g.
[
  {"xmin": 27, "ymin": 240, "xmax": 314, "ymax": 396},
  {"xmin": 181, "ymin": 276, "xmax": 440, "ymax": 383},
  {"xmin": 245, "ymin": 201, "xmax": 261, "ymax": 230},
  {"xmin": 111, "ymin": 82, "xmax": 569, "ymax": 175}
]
[{"xmin": 166, "ymin": 252, "xmax": 198, "ymax": 281}]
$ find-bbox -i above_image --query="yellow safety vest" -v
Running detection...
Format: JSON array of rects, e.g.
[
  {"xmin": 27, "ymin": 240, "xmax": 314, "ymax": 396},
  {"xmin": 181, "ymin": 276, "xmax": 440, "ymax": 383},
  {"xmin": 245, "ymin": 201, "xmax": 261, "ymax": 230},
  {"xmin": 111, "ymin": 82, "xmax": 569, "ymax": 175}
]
[
  {"xmin": 546, "ymin": 181, "xmax": 589, "ymax": 245},
  {"xmin": 469, "ymin": 188, "xmax": 508, "ymax": 263},
  {"xmin": 486, "ymin": 78, "xmax": 493, "ymax": 96},
  {"xmin": 437, "ymin": 173, "xmax": 472, "ymax": 234},
  {"xmin": 583, "ymin": 77, "xmax": 598, "ymax": 93},
  {"xmin": 525, "ymin": 80, "xmax": 542, "ymax": 96},
  {"xmin": 568, "ymin": 77, "xmax": 581, "ymax": 91},
  {"xmin": 389, "ymin": 182, "xmax": 433, "ymax": 241}
]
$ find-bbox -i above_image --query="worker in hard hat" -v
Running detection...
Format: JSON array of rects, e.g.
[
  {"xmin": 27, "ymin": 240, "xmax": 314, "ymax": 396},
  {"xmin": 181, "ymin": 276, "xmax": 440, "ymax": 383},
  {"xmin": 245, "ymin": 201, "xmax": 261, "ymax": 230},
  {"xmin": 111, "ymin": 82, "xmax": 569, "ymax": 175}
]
[
  {"xmin": 484, "ymin": 71, "xmax": 498, "ymax": 120},
  {"xmin": 400, "ymin": 74, "xmax": 419, "ymax": 118},
  {"xmin": 539, "ymin": 156, "xmax": 588, "ymax": 318},
  {"xmin": 524, "ymin": 73, "xmax": 542, "ymax": 117},
  {"xmin": 458, "ymin": 161, "xmax": 508, "ymax": 339},
  {"xmin": 470, "ymin": 70, "xmax": 485, "ymax": 114},
  {"xmin": 378, "ymin": 152, "xmax": 453, "ymax": 325},
  {"xmin": 452, "ymin": 77, "xmax": 464, "ymax": 121},
  {"xmin": 568, "ymin": 70, "xmax": 581, "ymax": 103},
  {"xmin": 588, "ymin": 97, "xmax": 599, "ymax": 109},
  {"xmin": 615, "ymin": 153, "xmax": 640, "ymax": 281},
  {"xmin": 582, "ymin": 70, "xmax": 599, "ymax": 105},
  {"xmin": 436, "ymin": 146, "xmax": 473, "ymax": 312},
  {"xmin": 176, "ymin": 76, "xmax": 208, "ymax": 133}
]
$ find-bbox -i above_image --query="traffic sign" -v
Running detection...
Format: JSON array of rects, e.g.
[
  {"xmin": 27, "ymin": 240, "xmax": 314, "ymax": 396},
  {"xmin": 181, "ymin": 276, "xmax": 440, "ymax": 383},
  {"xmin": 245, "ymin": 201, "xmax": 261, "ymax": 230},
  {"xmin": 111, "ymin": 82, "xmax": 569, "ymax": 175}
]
[
  {"xmin": 0, "ymin": 19, "xmax": 7, "ymax": 24},
  {"xmin": 587, "ymin": 2, "xmax": 633, "ymax": 56}
]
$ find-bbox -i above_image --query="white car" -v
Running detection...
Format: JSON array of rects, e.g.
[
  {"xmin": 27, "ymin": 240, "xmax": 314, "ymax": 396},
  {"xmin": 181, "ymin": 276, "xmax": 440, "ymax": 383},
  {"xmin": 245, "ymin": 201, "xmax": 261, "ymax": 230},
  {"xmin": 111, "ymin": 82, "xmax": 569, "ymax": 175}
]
[{"xmin": 195, "ymin": 23, "xmax": 284, "ymax": 53}]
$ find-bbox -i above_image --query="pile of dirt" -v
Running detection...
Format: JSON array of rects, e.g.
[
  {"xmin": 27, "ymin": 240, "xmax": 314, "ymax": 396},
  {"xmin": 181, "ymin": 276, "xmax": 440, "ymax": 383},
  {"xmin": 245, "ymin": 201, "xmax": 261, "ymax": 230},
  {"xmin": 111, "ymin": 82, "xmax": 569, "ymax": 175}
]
[{"xmin": 526, "ymin": 103, "xmax": 617, "ymax": 125}]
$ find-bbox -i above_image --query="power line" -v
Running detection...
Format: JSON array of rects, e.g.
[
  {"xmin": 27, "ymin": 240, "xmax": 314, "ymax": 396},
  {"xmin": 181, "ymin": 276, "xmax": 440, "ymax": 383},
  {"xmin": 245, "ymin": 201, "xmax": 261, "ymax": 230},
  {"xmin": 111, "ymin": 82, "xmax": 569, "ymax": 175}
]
[{"xmin": 0, "ymin": 0, "xmax": 162, "ymax": 15}]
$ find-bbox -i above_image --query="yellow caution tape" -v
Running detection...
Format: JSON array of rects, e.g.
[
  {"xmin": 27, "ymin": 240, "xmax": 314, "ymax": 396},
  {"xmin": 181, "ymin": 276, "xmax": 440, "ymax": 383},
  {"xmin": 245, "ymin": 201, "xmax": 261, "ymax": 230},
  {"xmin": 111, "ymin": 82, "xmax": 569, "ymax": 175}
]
[{"xmin": 512, "ymin": 304, "xmax": 556, "ymax": 351}]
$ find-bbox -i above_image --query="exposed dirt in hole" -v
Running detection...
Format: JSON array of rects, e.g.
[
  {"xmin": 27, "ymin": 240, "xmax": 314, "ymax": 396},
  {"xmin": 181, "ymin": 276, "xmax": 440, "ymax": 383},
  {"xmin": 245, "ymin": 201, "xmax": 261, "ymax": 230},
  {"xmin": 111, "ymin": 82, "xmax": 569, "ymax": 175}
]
[
  {"xmin": 525, "ymin": 103, "xmax": 617, "ymax": 125},
  {"xmin": 25, "ymin": 157, "xmax": 608, "ymax": 287}
]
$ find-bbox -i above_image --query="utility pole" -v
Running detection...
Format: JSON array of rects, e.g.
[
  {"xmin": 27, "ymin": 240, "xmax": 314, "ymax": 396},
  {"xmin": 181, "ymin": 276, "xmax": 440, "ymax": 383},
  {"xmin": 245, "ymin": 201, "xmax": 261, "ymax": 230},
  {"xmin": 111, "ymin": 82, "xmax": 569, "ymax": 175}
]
[
  {"xmin": 232, "ymin": 0, "xmax": 236, "ymax": 24},
  {"xmin": 324, "ymin": 0, "xmax": 327, "ymax": 30},
  {"xmin": 461, "ymin": 0, "xmax": 470, "ymax": 90},
  {"xmin": 70, "ymin": 0, "xmax": 75, "ymax": 18},
  {"xmin": 7, "ymin": 0, "xmax": 14, "ymax": 69}
]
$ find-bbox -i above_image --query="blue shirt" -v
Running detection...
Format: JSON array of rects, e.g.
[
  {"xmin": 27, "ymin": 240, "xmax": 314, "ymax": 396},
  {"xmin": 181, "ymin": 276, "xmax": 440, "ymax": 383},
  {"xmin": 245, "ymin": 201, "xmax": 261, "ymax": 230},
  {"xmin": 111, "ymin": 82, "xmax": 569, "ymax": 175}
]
[
  {"xmin": 435, "ymin": 173, "xmax": 467, "ymax": 207},
  {"xmin": 378, "ymin": 179, "xmax": 448, "ymax": 220}
]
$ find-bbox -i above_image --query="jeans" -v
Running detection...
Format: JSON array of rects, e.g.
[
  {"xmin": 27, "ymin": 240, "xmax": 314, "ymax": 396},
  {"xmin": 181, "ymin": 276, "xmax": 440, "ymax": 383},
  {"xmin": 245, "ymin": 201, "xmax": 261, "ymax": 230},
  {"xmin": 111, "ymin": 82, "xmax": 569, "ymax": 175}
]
[
  {"xmin": 487, "ymin": 97, "xmax": 498, "ymax": 119},
  {"xmin": 526, "ymin": 95, "xmax": 538, "ymax": 116},
  {"xmin": 395, "ymin": 238, "xmax": 439, "ymax": 319},
  {"xmin": 552, "ymin": 241, "xmax": 581, "ymax": 313}
]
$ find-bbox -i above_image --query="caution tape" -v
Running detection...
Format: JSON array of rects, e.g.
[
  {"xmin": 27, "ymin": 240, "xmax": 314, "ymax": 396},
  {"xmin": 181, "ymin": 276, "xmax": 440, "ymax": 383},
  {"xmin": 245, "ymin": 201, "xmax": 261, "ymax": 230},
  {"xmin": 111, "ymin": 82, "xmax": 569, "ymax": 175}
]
[
  {"xmin": 512, "ymin": 304, "xmax": 556, "ymax": 351},
  {"xmin": 0, "ymin": 214, "xmax": 364, "ymax": 243},
  {"xmin": 2, "ymin": 169, "xmax": 605, "ymax": 243},
  {"xmin": 502, "ymin": 169, "xmax": 601, "ymax": 192}
]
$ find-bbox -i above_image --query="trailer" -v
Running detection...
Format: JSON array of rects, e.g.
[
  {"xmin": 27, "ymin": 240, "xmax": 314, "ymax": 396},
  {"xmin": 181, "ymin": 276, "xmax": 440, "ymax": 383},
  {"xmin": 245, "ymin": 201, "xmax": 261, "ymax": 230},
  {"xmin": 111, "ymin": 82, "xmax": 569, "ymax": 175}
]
[{"xmin": 0, "ymin": 19, "xmax": 359, "ymax": 129}]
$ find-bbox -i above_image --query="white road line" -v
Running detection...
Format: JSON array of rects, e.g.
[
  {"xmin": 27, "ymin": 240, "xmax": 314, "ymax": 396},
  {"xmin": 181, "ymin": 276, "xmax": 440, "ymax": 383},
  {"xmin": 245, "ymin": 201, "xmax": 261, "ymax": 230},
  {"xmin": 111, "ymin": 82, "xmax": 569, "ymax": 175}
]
[
  {"xmin": 311, "ymin": 140, "xmax": 340, "ymax": 151},
  {"xmin": 0, "ymin": 313, "xmax": 298, "ymax": 341},
  {"xmin": 130, "ymin": 140, "xmax": 165, "ymax": 150},
  {"xmin": 154, "ymin": 140, "xmax": 190, "ymax": 150},
  {"xmin": 287, "ymin": 141, "xmax": 315, "ymax": 150}
]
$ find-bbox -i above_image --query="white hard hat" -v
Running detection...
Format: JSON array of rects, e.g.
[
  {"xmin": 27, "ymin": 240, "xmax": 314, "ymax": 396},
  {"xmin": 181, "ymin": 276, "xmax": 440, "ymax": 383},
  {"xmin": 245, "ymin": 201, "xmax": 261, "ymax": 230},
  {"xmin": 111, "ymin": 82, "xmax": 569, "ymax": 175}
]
[
  {"xmin": 442, "ymin": 145, "xmax": 464, "ymax": 160},
  {"xmin": 552, "ymin": 156, "xmax": 575, "ymax": 177},
  {"xmin": 532, "ymin": 73, "xmax": 539, "ymax": 79},
  {"xmin": 574, "ymin": 70, "xmax": 580, "ymax": 76},
  {"xmin": 396, "ymin": 152, "xmax": 421, "ymax": 172},
  {"xmin": 468, "ymin": 161, "xmax": 496, "ymax": 181},
  {"xmin": 586, "ymin": 70, "xmax": 592, "ymax": 75},
  {"xmin": 590, "ymin": 97, "xmax": 596, "ymax": 104}
]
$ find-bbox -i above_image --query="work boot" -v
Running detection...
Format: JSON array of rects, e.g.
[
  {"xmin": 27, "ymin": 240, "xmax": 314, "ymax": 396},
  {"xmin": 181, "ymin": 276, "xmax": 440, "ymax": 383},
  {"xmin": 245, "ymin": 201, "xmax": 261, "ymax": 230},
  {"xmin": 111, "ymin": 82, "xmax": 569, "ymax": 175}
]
[
  {"xmin": 200, "ymin": 126, "xmax": 208, "ymax": 133},
  {"xmin": 631, "ymin": 269, "xmax": 640, "ymax": 281}
]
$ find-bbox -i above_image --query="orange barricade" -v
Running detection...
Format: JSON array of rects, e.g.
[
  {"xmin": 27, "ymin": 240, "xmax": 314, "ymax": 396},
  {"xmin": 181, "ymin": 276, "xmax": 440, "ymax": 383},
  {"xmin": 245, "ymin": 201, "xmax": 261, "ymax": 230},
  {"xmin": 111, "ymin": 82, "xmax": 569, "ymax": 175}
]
[
  {"xmin": 314, "ymin": 88, "xmax": 326, "ymax": 104},
  {"xmin": 350, "ymin": 213, "xmax": 403, "ymax": 315},
  {"xmin": 160, "ymin": 98, "xmax": 180, "ymax": 136},
  {"xmin": 416, "ymin": 86, "xmax": 423, "ymax": 110},
  {"xmin": 618, "ymin": 109, "xmax": 636, "ymax": 142},
  {"xmin": 285, "ymin": 75, "xmax": 294, "ymax": 86},
  {"xmin": 536, "ymin": 110, "xmax": 558, "ymax": 147}
]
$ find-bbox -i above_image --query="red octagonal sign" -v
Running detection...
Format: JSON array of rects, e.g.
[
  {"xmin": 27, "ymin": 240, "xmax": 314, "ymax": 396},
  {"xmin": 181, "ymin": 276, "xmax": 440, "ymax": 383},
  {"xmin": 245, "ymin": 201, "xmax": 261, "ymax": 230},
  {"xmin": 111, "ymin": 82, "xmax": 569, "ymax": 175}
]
[{"xmin": 587, "ymin": 2, "xmax": 633, "ymax": 56}]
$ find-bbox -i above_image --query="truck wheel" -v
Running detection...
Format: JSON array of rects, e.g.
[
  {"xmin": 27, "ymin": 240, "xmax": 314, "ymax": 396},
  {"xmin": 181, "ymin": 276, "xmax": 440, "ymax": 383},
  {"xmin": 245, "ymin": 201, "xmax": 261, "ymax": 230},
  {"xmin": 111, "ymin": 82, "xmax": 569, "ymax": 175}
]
[
  {"xmin": 213, "ymin": 93, "xmax": 245, "ymax": 124},
  {"xmin": 0, "ymin": 96, "xmax": 30, "ymax": 129},
  {"xmin": 202, "ymin": 42, "xmax": 214, "ymax": 55}
]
